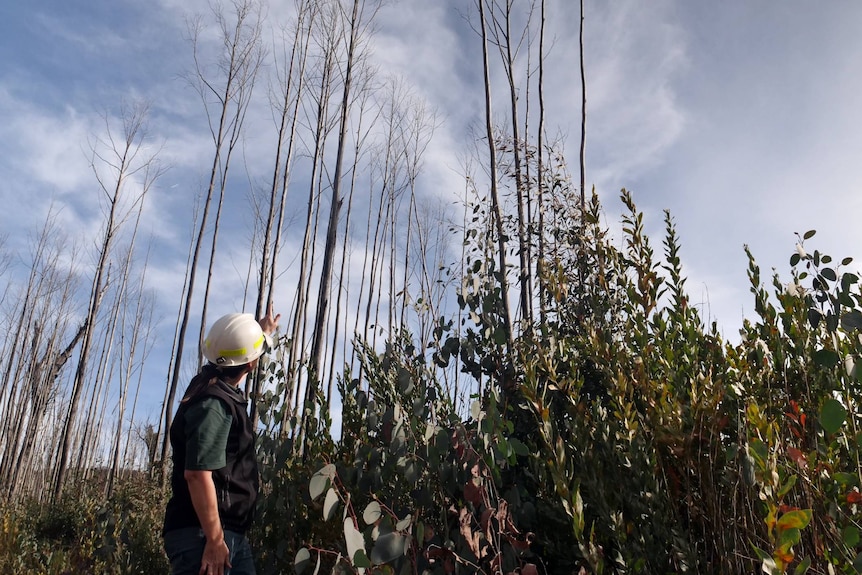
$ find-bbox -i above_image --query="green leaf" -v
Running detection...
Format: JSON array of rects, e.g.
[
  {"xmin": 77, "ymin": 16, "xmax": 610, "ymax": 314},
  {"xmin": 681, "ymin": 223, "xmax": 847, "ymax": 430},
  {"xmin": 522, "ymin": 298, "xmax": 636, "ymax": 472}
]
[
  {"xmin": 807, "ymin": 308, "xmax": 822, "ymax": 329},
  {"xmin": 323, "ymin": 488, "xmax": 339, "ymax": 521},
  {"xmin": 353, "ymin": 549, "xmax": 372, "ymax": 569},
  {"xmin": 778, "ymin": 526, "xmax": 801, "ymax": 548},
  {"xmin": 821, "ymin": 267, "xmax": 837, "ymax": 281},
  {"xmin": 363, "ymin": 501, "xmax": 382, "ymax": 525},
  {"xmin": 842, "ymin": 257, "xmax": 854, "ymax": 266},
  {"xmin": 843, "ymin": 525, "xmax": 860, "ymax": 547},
  {"xmin": 749, "ymin": 438, "xmax": 769, "ymax": 471},
  {"xmin": 790, "ymin": 253, "xmax": 801, "ymax": 266},
  {"xmin": 294, "ymin": 548, "xmax": 311, "ymax": 575},
  {"xmin": 833, "ymin": 472, "xmax": 859, "ymax": 487},
  {"xmin": 803, "ymin": 230, "xmax": 816, "ymax": 240},
  {"xmin": 813, "ymin": 349, "xmax": 840, "ymax": 368},
  {"xmin": 370, "ymin": 532, "xmax": 408, "ymax": 564},
  {"xmin": 777, "ymin": 509, "xmax": 811, "ymax": 531},
  {"xmin": 793, "ymin": 556, "xmax": 811, "ymax": 575},
  {"xmin": 508, "ymin": 437, "xmax": 530, "ymax": 457},
  {"xmin": 397, "ymin": 368, "xmax": 413, "ymax": 394},
  {"xmin": 841, "ymin": 310, "xmax": 862, "ymax": 331},
  {"xmin": 820, "ymin": 398, "xmax": 847, "ymax": 435},
  {"xmin": 309, "ymin": 464, "xmax": 335, "ymax": 501},
  {"xmin": 778, "ymin": 475, "xmax": 797, "ymax": 498}
]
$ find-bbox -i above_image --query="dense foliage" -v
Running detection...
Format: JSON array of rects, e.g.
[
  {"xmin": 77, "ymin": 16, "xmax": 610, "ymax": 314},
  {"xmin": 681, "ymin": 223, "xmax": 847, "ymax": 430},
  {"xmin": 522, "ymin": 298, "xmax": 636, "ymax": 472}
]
[
  {"xmin": 251, "ymin": 190, "xmax": 862, "ymax": 574},
  {"xmin": 4, "ymin": 190, "xmax": 862, "ymax": 574}
]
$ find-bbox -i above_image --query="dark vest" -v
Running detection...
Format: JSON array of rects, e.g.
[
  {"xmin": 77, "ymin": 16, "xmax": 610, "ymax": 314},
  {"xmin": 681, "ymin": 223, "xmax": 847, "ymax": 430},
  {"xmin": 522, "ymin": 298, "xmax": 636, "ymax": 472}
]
[{"xmin": 163, "ymin": 380, "xmax": 259, "ymax": 535}]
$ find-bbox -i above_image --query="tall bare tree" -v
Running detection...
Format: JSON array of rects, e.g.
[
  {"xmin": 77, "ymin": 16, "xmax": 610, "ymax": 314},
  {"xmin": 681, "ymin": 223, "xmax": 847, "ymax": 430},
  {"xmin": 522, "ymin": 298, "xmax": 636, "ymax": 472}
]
[
  {"xmin": 250, "ymin": 0, "xmax": 317, "ymax": 427},
  {"xmin": 53, "ymin": 102, "xmax": 163, "ymax": 500},
  {"xmin": 162, "ymin": 0, "xmax": 264, "ymax": 483},
  {"xmin": 476, "ymin": 0, "xmax": 514, "ymax": 355}
]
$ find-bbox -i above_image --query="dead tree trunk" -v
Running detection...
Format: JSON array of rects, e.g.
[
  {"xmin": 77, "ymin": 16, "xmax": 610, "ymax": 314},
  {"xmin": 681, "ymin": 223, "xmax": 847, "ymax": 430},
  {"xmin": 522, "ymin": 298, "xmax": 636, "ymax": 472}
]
[{"xmin": 54, "ymin": 103, "xmax": 161, "ymax": 501}]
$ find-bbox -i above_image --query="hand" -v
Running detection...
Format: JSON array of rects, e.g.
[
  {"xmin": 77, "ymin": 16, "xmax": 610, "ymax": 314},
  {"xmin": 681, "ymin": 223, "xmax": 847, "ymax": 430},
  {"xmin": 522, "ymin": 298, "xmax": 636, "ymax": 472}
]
[
  {"xmin": 258, "ymin": 301, "xmax": 281, "ymax": 335},
  {"xmin": 199, "ymin": 537, "xmax": 231, "ymax": 575}
]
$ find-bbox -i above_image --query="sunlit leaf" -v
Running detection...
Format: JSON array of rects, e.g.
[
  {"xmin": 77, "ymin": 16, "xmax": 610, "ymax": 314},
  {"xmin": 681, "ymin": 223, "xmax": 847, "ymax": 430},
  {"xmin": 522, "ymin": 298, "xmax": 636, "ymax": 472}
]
[
  {"xmin": 470, "ymin": 400, "xmax": 482, "ymax": 421},
  {"xmin": 323, "ymin": 488, "xmax": 339, "ymax": 521},
  {"xmin": 395, "ymin": 514, "xmax": 412, "ymax": 531},
  {"xmin": 344, "ymin": 518, "xmax": 366, "ymax": 566},
  {"xmin": 777, "ymin": 509, "xmax": 811, "ymax": 531},
  {"xmin": 309, "ymin": 464, "xmax": 335, "ymax": 501},
  {"xmin": 363, "ymin": 501, "xmax": 382, "ymax": 525}
]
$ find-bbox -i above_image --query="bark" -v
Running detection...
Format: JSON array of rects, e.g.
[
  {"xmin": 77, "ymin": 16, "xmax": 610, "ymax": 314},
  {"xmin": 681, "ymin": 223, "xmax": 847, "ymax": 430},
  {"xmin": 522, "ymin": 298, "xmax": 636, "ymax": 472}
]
[{"xmin": 164, "ymin": 0, "xmax": 263, "ymax": 486}]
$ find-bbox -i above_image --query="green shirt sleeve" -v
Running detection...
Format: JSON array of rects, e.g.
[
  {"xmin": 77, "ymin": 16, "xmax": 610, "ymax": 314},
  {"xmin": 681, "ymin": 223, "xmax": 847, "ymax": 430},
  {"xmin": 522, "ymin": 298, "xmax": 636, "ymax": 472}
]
[{"xmin": 183, "ymin": 397, "xmax": 232, "ymax": 470}]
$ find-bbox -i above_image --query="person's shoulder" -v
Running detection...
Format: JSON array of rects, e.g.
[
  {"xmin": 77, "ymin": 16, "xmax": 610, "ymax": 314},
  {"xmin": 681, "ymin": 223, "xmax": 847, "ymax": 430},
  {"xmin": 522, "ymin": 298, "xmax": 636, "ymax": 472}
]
[{"xmin": 186, "ymin": 394, "xmax": 231, "ymax": 422}]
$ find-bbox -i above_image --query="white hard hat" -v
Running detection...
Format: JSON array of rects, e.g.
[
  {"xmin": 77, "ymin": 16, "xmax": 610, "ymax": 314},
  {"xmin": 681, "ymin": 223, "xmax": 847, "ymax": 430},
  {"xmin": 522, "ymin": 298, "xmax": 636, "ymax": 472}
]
[{"xmin": 203, "ymin": 313, "xmax": 271, "ymax": 366}]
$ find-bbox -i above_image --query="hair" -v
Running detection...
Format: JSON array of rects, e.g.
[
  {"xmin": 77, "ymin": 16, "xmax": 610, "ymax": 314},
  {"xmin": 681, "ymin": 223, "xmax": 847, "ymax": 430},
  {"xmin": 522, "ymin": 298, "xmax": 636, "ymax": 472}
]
[{"xmin": 181, "ymin": 362, "xmax": 249, "ymax": 403}]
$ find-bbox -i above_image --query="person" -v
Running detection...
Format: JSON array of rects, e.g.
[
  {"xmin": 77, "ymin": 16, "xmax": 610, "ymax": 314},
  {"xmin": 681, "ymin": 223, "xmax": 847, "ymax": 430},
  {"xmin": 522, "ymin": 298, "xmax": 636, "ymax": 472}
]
[{"xmin": 163, "ymin": 308, "xmax": 280, "ymax": 575}]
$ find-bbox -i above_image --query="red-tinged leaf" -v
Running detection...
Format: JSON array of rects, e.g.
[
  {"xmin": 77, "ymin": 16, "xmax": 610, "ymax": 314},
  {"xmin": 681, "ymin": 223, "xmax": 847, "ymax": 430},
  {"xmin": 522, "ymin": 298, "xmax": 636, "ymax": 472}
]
[
  {"xmin": 847, "ymin": 490, "xmax": 862, "ymax": 504},
  {"xmin": 799, "ymin": 413, "xmax": 806, "ymax": 427},
  {"xmin": 787, "ymin": 447, "xmax": 808, "ymax": 469},
  {"xmin": 464, "ymin": 479, "xmax": 483, "ymax": 506},
  {"xmin": 777, "ymin": 509, "xmax": 812, "ymax": 531},
  {"xmin": 775, "ymin": 547, "xmax": 795, "ymax": 565}
]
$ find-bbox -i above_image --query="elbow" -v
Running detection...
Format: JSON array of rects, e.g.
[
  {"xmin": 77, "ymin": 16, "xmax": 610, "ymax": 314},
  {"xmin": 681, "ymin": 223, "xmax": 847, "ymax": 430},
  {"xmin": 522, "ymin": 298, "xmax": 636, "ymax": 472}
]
[{"xmin": 184, "ymin": 469, "xmax": 211, "ymax": 485}]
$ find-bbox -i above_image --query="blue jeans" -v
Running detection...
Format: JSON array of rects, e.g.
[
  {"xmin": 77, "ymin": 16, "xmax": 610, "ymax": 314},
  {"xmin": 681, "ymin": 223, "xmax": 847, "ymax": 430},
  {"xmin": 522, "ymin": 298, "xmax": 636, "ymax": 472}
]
[{"xmin": 164, "ymin": 528, "xmax": 256, "ymax": 575}]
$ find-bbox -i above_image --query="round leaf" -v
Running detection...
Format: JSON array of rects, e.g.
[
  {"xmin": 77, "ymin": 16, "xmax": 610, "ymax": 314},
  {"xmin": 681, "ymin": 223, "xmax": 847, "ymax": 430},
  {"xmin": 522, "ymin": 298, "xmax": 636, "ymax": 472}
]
[
  {"xmin": 344, "ymin": 518, "xmax": 366, "ymax": 566},
  {"xmin": 294, "ymin": 548, "xmax": 311, "ymax": 575},
  {"xmin": 396, "ymin": 514, "xmax": 412, "ymax": 531},
  {"xmin": 842, "ymin": 310, "xmax": 862, "ymax": 331},
  {"xmin": 813, "ymin": 349, "xmax": 840, "ymax": 368},
  {"xmin": 820, "ymin": 398, "xmax": 847, "ymax": 435},
  {"xmin": 470, "ymin": 400, "xmax": 482, "ymax": 421},
  {"xmin": 370, "ymin": 532, "xmax": 408, "ymax": 565},
  {"xmin": 844, "ymin": 525, "xmax": 860, "ymax": 548},
  {"xmin": 363, "ymin": 501, "xmax": 382, "ymax": 525},
  {"xmin": 309, "ymin": 464, "xmax": 335, "ymax": 501},
  {"xmin": 353, "ymin": 549, "xmax": 372, "ymax": 569},
  {"xmin": 323, "ymin": 488, "xmax": 340, "ymax": 521}
]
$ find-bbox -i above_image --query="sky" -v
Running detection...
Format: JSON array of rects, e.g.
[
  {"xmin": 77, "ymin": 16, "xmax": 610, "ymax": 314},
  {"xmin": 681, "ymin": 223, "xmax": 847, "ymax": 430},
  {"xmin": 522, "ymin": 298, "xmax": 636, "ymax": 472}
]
[{"xmin": 2, "ymin": 0, "xmax": 862, "ymax": 432}]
